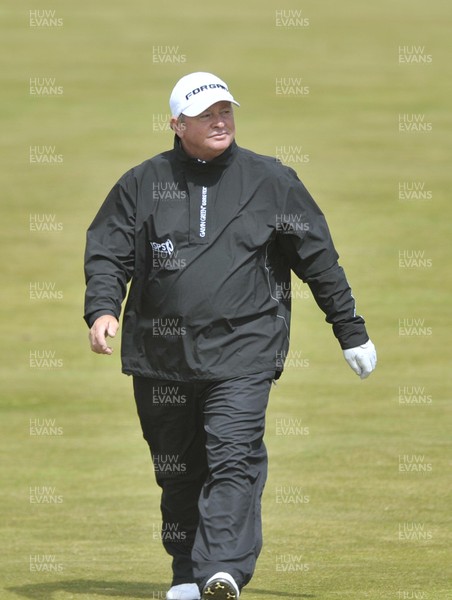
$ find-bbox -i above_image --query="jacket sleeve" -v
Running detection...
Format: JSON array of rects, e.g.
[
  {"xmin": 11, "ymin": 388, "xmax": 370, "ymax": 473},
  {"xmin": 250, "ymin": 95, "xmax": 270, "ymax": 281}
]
[
  {"xmin": 275, "ymin": 173, "xmax": 369, "ymax": 349},
  {"xmin": 83, "ymin": 174, "xmax": 136, "ymax": 327}
]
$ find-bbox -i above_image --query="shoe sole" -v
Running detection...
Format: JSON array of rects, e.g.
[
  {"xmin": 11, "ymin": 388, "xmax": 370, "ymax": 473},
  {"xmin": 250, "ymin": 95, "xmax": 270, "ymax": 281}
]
[{"xmin": 202, "ymin": 578, "xmax": 237, "ymax": 599}]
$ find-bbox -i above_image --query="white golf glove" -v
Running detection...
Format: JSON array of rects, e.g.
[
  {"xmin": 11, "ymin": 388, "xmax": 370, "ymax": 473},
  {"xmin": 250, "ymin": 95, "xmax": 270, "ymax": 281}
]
[{"xmin": 343, "ymin": 339, "xmax": 377, "ymax": 379}]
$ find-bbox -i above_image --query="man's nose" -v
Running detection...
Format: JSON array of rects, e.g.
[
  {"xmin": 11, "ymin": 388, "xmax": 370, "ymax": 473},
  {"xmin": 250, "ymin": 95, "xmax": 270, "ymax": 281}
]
[{"xmin": 212, "ymin": 115, "xmax": 225, "ymax": 127}]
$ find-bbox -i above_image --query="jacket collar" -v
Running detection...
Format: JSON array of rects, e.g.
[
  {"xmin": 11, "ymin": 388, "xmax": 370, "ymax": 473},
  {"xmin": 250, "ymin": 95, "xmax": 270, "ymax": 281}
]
[{"xmin": 173, "ymin": 135, "xmax": 238, "ymax": 171}]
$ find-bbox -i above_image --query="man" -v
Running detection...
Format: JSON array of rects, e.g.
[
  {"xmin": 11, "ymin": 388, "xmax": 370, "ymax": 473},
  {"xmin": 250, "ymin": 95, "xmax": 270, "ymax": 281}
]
[{"xmin": 84, "ymin": 72, "xmax": 377, "ymax": 600}]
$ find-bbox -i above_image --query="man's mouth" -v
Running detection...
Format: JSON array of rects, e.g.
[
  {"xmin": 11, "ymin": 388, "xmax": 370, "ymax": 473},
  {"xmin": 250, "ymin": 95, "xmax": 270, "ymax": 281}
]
[{"xmin": 209, "ymin": 132, "xmax": 228, "ymax": 139}]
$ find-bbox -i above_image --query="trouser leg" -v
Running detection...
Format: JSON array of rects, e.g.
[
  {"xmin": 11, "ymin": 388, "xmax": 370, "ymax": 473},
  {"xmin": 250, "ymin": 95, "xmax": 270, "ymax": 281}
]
[
  {"xmin": 192, "ymin": 371, "xmax": 274, "ymax": 591},
  {"xmin": 133, "ymin": 376, "xmax": 208, "ymax": 585}
]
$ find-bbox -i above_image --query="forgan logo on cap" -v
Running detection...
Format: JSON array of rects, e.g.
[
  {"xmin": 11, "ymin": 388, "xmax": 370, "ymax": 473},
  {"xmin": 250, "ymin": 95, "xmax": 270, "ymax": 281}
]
[{"xmin": 185, "ymin": 83, "xmax": 227, "ymax": 100}]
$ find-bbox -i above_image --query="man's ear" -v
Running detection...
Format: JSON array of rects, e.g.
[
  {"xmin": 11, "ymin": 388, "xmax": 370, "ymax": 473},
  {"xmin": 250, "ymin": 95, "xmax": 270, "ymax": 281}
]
[{"xmin": 170, "ymin": 117, "xmax": 185, "ymax": 137}]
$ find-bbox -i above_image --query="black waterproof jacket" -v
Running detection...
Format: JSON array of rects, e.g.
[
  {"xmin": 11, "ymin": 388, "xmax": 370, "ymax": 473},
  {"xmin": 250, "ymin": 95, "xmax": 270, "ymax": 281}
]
[{"xmin": 84, "ymin": 138, "xmax": 368, "ymax": 380}]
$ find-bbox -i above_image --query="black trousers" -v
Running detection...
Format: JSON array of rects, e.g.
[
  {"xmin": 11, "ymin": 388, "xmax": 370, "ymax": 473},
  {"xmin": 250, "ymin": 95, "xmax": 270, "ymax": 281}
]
[{"xmin": 133, "ymin": 371, "xmax": 274, "ymax": 591}]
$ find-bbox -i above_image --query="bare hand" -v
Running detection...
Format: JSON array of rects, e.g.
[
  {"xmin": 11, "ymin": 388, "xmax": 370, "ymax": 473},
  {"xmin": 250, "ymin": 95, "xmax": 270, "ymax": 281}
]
[{"xmin": 89, "ymin": 315, "xmax": 119, "ymax": 355}]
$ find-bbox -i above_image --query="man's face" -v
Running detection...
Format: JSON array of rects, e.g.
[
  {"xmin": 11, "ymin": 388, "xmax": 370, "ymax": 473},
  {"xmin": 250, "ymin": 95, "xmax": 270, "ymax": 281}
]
[{"xmin": 171, "ymin": 101, "xmax": 235, "ymax": 161}]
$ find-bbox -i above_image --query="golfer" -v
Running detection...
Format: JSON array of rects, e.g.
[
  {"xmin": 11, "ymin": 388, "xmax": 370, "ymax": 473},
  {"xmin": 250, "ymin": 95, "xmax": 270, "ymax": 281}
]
[{"xmin": 84, "ymin": 72, "xmax": 377, "ymax": 600}]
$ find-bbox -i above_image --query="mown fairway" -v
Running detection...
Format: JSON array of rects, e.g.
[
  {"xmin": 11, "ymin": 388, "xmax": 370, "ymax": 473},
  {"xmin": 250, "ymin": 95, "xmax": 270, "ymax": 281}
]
[{"xmin": 1, "ymin": 1, "xmax": 450, "ymax": 599}]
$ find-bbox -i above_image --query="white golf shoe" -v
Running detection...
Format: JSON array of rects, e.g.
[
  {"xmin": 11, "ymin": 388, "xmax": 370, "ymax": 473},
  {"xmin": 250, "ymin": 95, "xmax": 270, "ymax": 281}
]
[
  {"xmin": 202, "ymin": 572, "xmax": 240, "ymax": 599},
  {"xmin": 166, "ymin": 582, "xmax": 201, "ymax": 600}
]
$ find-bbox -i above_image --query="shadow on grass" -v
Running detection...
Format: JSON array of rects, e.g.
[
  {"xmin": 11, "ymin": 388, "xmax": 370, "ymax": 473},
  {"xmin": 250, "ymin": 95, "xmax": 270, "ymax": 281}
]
[
  {"xmin": 6, "ymin": 580, "xmax": 161, "ymax": 599},
  {"xmin": 6, "ymin": 579, "xmax": 316, "ymax": 599},
  {"xmin": 247, "ymin": 589, "xmax": 314, "ymax": 598}
]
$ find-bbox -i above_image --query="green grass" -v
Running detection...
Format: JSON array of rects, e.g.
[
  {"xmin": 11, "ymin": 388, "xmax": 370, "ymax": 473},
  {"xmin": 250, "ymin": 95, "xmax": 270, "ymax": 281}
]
[{"xmin": 1, "ymin": 0, "xmax": 450, "ymax": 598}]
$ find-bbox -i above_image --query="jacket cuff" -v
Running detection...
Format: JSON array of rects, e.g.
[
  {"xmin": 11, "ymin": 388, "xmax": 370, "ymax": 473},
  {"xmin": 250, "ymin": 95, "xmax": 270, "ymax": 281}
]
[
  {"xmin": 336, "ymin": 328, "xmax": 369, "ymax": 350},
  {"xmin": 84, "ymin": 310, "xmax": 118, "ymax": 329}
]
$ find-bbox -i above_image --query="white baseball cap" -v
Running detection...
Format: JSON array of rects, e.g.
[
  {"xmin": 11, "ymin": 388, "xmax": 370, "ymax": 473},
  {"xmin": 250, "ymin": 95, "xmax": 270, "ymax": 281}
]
[{"xmin": 169, "ymin": 72, "xmax": 239, "ymax": 118}]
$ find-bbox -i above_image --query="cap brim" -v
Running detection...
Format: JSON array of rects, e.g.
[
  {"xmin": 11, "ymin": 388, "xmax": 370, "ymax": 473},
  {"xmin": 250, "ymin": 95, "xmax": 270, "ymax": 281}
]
[{"xmin": 182, "ymin": 90, "xmax": 240, "ymax": 117}]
